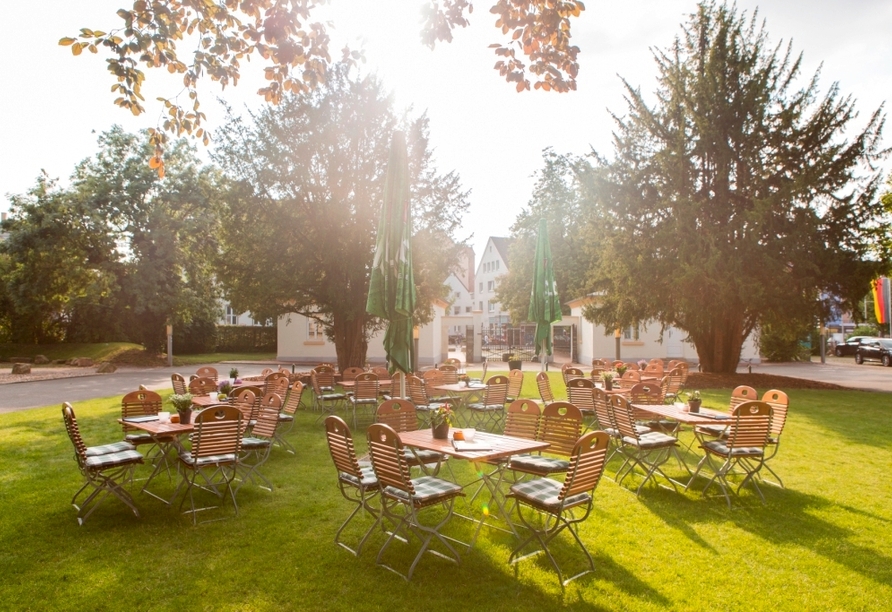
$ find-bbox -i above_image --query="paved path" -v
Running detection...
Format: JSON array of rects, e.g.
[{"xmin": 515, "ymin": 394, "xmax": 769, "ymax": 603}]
[
  {"xmin": 0, "ymin": 363, "xmax": 273, "ymax": 413},
  {"xmin": 1, "ymin": 356, "xmax": 888, "ymax": 414}
]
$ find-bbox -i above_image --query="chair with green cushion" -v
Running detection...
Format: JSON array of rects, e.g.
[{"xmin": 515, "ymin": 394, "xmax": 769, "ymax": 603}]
[
  {"xmin": 508, "ymin": 431, "xmax": 610, "ymax": 587},
  {"xmin": 235, "ymin": 398, "xmax": 282, "ymax": 495},
  {"xmin": 367, "ymin": 423, "xmax": 465, "ymax": 581},
  {"xmin": 172, "ymin": 405, "xmax": 244, "ymax": 525},
  {"xmin": 311, "ymin": 371, "xmax": 346, "ymax": 420},
  {"xmin": 466, "ymin": 374, "xmax": 509, "ymax": 432},
  {"xmin": 63, "ymin": 403, "xmax": 144, "ymax": 525},
  {"xmin": 324, "ymin": 416, "xmax": 381, "ymax": 556},
  {"xmin": 275, "ymin": 381, "xmax": 304, "ymax": 454}
]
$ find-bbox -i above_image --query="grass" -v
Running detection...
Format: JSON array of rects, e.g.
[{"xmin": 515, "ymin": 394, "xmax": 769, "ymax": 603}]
[
  {"xmin": 0, "ymin": 342, "xmax": 144, "ymax": 363},
  {"xmin": 170, "ymin": 352, "xmax": 277, "ymax": 366},
  {"xmin": 1, "ymin": 374, "xmax": 890, "ymax": 610}
]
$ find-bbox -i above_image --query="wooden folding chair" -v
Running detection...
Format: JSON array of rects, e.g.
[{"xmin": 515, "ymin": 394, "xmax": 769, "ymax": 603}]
[
  {"xmin": 171, "ymin": 373, "xmax": 188, "ymax": 395},
  {"xmin": 324, "ymin": 416, "xmax": 381, "ymax": 556},
  {"xmin": 537, "ymin": 371, "xmax": 555, "ymax": 404},
  {"xmin": 275, "ymin": 381, "xmax": 304, "ymax": 454},
  {"xmin": 611, "ymin": 395, "xmax": 683, "ymax": 494},
  {"xmin": 760, "ymin": 389, "xmax": 789, "ymax": 487},
  {"xmin": 366, "ymin": 423, "xmax": 464, "ymax": 581},
  {"xmin": 687, "ymin": 400, "xmax": 773, "ymax": 508},
  {"xmin": 196, "ymin": 366, "xmax": 218, "ymax": 381},
  {"xmin": 172, "ymin": 405, "xmax": 244, "ymax": 524},
  {"xmin": 506, "ymin": 369, "xmax": 525, "ymax": 403},
  {"xmin": 63, "ymin": 403, "xmax": 144, "ymax": 525},
  {"xmin": 466, "ymin": 374, "xmax": 509, "ymax": 432},
  {"xmin": 235, "ymin": 399, "xmax": 282, "ymax": 495},
  {"xmin": 508, "ymin": 431, "xmax": 610, "ymax": 586},
  {"xmin": 348, "ymin": 372, "xmax": 380, "ymax": 429}
]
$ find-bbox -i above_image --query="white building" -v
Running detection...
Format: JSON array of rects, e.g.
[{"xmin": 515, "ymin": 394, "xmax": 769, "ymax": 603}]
[
  {"xmin": 475, "ymin": 237, "xmax": 512, "ymax": 325},
  {"xmin": 444, "ymin": 245, "xmax": 475, "ymax": 342}
]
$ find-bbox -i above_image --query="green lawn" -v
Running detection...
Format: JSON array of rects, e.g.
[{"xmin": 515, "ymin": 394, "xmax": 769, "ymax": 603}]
[
  {"xmin": 1, "ymin": 378, "xmax": 890, "ymax": 611},
  {"xmin": 0, "ymin": 342, "xmax": 144, "ymax": 363},
  {"xmin": 170, "ymin": 352, "xmax": 277, "ymax": 366}
]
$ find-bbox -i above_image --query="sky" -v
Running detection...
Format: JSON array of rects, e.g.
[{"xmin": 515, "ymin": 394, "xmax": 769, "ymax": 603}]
[{"xmin": 1, "ymin": 1, "xmax": 891, "ymax": 267}]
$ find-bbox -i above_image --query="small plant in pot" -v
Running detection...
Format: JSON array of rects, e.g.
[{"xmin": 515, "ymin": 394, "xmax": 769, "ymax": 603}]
[
  {"xmin": 217, "ymin": 380, "xmax": 233, "ymax": 398},
  {"xmin": 686, "ymin": 390, "xmax": 702, "ymax": 413},
  {"xmin": 458, "ymin": 374, "xmax": 471, "ymax": 387},
  {"xmin": 229, "ymin": 367, "xmax": 239, "ymax": 382},
  {"xmin": 506, "ymin": 352, "xmax": 522, "ymax": 371},
  {"xmin": 600, "ymin": 371, "xmax": 615, "ymax": 391},
  {"xmin": 615, "ymin": 364, "xmax": 628, "ymax": 377},
  {"xmin": 430, "ymin": 405, "xmax": 454, "ymax": 439},
  {"xmin": 168, "ymin": 393, "xmax": 194, "ymax": 424}
]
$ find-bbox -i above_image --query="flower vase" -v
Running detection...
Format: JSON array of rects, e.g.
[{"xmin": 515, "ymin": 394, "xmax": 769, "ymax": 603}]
[
  {"xmin": 177, "ymin": 407, "xmax": 193, "ymax": 424},
  {"xmin": 688, "ymin": 399, "xmax": 701, "ymax": 413},
  {"xmin": 431, "ymin": 421, "xmax": 450, "ymax": 440},
  {"xmin": 604, "ymin": 379, "xmax": 613, "ymax": 391}
]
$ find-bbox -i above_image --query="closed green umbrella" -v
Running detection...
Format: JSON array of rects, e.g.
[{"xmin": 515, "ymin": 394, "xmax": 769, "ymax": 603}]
[
  {"xmin": 366, "ymin": 131, "xmax": 416, "ymax": 375},
  {"xmin": 528, "ymin": 218, "xmax": 561, "ymax": 367}
]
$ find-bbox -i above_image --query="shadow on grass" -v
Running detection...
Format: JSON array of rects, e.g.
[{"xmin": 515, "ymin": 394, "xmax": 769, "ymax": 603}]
[{"xmin": 637, "ymin": 475, "xmax": 892, "ymax": 588}]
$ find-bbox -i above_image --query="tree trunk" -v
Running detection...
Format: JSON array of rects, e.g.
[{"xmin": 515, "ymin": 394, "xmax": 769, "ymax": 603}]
[
  {"xmin": 331, "ymin": 313, "xmax": 369, "ymax": 372},
  {"xmin": 691, "ymin": 313, "xmax": 747, "ymax": 374}
]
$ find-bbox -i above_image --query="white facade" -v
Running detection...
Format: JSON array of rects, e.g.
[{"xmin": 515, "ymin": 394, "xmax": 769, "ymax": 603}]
[
  {"xmin": 566, "ymin": 296, "xmax": 761, "ymax": 366},
  {"xmin": 218, "ymin": 302, "xmax": 270, "ymax": 327},
  {"xmin": 276, "ymin": 300, "xmax": 452, "ymax": 367},
  {"xmin": 475, "ymin": 237, "xmax": 512, "ymax": 325}
]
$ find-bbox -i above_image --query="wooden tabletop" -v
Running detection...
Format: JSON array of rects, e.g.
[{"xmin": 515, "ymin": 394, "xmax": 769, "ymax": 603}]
[
  {"xmin": 398, "ymin": 429, "xmax": 549, "ymax": 462},
  {"xmin": 118, "ymin": 418, "xmax": 193, "ymax": 435},
  {"xmin": 432, "ymin": 383, "xmax": 487, "ymax": 393},
  {"xmin": 630, "ymin": 403, "xmax": 731, "ymax": 425},
  {"xmin": 339, "ymin": 379, "xmax": 391, "ymax": 389}
]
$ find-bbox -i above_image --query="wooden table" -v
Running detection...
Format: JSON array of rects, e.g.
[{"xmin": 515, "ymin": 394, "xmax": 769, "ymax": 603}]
[
  {"xmin": 431, "ymin": 383, "xmax": 487, "ymax": 415},
  {"xmin": 398, "ymin": 428, "xmax": 549, "ymax": 544},
  {"xmin": 339, "ymin": 379, "xmax": 392, "ymax": 390},
  {"xmin": 118, "ymin": 418, "xmax": 194, "ymax": 504},
  {"xmin": 191, "ymin": 395, "xmax": 231, "ymax": 408},
  {"xmin": 630, "ymin": 403, "xmax": 731, "ymax": 425}
]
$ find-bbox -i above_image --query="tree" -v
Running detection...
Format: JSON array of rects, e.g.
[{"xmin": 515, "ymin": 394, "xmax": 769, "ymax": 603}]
[
  {"xmin": 0, "ymin": 129, "xmax": 224, "ymax": 349},
  {"xmin": 495, "ymin": 149, "xmax": 592, "ymax": 321},
  {"xmin": 0, "ymin": 175, "xmax": 121, "ymax": 343},
  {"xmin": 61, "ymin": 0, "xmax": 584, "ymax": 160},
  {"xmin": 212, "ymin": 64, "xmax": 469, "ymax": 370},
  {"xmin": 580, "ymin": 2, "xmax": 889, "ymax": 373}
]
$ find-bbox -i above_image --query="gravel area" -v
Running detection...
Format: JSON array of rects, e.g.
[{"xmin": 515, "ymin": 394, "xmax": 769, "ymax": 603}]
[{"xmin": 0, "ymin": 367, "xmax": 104, "ymax": 385}]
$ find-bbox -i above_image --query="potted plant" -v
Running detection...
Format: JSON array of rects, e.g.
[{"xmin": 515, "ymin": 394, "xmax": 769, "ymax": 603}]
[
  {"xmin": 506, "ymin": 352, "xmax": 522, "ymax": 371},
  {"xmin": 217, "ymin": 380, "xmax": 233, "ymax": 398},
  {"xmin": 638, "ymin": 359, "xmax": 648, "ymax": 370},
  {"xmin": 430, "ymin": 405, "xmax": 454, "ymax": 439},
  {"xmin": 616, "ymin": 364, "xmax": 628, "ymax": 377},
  {"xmin": 168, "ymin": 393, "xmax": 194, "ymax": 424},
  {"xmin": 600, "ymin": 371, "xmax": 615, "ymax": 391},
  {"xmin": 458, "ymin": 374, "xmax": 471, "ymax": 387},
  {"xmin": 229, "ymin": 367, "xmax": 239, "ymax": 383},
  {"xmin": 687, "ymin": 390, "xmax": 702, "ymax": 413}
]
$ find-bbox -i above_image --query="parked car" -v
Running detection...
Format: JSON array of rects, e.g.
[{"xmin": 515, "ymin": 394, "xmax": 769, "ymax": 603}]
[
  {"xmin": 855, "ymin": 338, "xmax": 892, "ymax": 366},
  {"xmin": 835, "ymin": 336, "xmax": 875, "ymax": 357}
]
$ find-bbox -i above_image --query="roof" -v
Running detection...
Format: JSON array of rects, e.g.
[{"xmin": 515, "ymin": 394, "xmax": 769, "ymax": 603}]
[{"xmin": 490, "ymin": 237, "xmax": 513, "ymax": 265}]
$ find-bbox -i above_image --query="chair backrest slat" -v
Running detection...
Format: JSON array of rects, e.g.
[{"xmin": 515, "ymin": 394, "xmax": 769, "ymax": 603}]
[
  {"xmin": 536, "ymin": 372, "xmax": 554, "ymax": 404},
  {"xmin": 352, "ymin": 372, "xmax": 379, "ymax": 401},
  {"xmin": 503, "ymin": 399, "xmax": 541, "ymax": 439},
  {"xmin": 171, "ymin": 373, "xmax": 187, "ymax": 395},
  {"xmin": 507, "ymin": 369, "xmax": 524, "ymax": 398},
  {"xmin": 367, "ymin": 423, "xmax": 414, "ymax": 495},
  {"xmin": 191, "ymin": 406, "xmax": 243, "ymax": 459},
  {"xmin": 560, "ymin": 431, "xmax": 609, "ymax": 498},
  {"xmin": 281, "ymin": 381, "xmax": 304, "ymax": 415},
  {"xmin": 188, "ymin": 376, "xmax": 218, "ymax": 396},
  {"xmin": 62, "ymin": 403, "xmax": 88, "ymax": 463},
  {"xmin": 629, "ymin": 381, "xmax": 663, "ymax": 405},
  {"xmin": 761, "ymin": 389, "xmax": 789, "ymax": 436},
  {"xmin": 121, "ymin": 390, "xmax": 163, "ymax": 433},
  {"xmin": 484, "ymin": 375, "xmax": 509, "ymax": 406},
  {"xmin": 196, "ymin": 366, "xmax": 218, "ymax": 381},
  {"xmin": 567, "ymin": 378, "xmax": 596, "ymax": 414},
  {"xmin": 438, "ymin": 364, "xmax": 459, "ymax": 384},
  {"xmin": 729, "ymin": 385, "xmax": 758, "ymax": 410},
  {"xmin": 324, "ymin": 416, "xmax": 364, "ymax": 478},
  {"xmin": 376, "ymin": 399, "xmax": 418, "ymax": 433},
  {"xmin": 609, "ymin": 395, "xmax": 640, "ymax": 440},
  {"xmin": 726, "ymin": 401, "xmax": 772, "ymax": 449},
  {"xmin": 540, "ymin": 401, "xmax": 583, "ymax": 456}
]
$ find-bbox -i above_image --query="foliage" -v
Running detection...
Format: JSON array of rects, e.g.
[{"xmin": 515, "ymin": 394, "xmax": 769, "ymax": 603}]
[
  {"xmin": 430, "ymin": 404, "xmax": 455, "ymax": 427},
  {"xmin": 2, "ymin": 388, "xmax": 891, "ymax": 610},
  {"xmin": 166, "ymin": 393, "xmax": 193, "ymax": 411},
  {"xmin": 759, "ymin": 317, "xmax": 813, "ymax": 362},
  {"xmin": 62, "ymin": 0, "xmax": 585, "ymax": 167},
  {"xmin": 0, "ymin": 128, "xmax": 224, "ymax": 350},
  {"xmin": 212, "ymin": 64, "xmax": 469, "ymax": 369},
  {"xmin": 579, "ymin": 1, "xmax": 889, "ymax": 373},
  {"xmin": 849, "ymin": 324, "xmax": 880, "ymax": 338},
  {"xmin": 495, "ymin": 149, "xmax": 590, "ymax": 322},
  {"xmin": 214, "ymin": 325, "xmax": 276, "ymax": 353}
]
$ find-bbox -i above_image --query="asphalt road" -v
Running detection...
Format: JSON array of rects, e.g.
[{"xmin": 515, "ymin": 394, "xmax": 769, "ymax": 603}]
[
  {"xmin": 0, "ymin": 363, "xmax": 274, "ymax": 413},
  {"xmin": 1, "ymin": 356, "xmax": 889, "ymax": 414}
]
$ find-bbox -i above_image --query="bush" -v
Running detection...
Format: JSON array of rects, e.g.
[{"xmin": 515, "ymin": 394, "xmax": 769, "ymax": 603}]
[{"xmin": 214, "ymin": 325, "xmax": 276, "ymax": 352}]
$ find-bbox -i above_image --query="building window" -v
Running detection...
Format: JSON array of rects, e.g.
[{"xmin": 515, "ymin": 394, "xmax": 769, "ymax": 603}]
[
  {"xmin": 488, "ymin": 302, "xmax": 495, "ymax": 313},
  {"xmin": 487, "ymin": 280, "xmax": 494, "ymax": 291},
  {"xmin": 308, "ymin": 318, "xmax": 324, "ymax": 341},
  {"xmin": 479, "ymin": 301, "xmax": 483, "ymax": 311},
  {"xmin": 496, "ymin": 260, "xmax": 500, "ymax": 270},
  {"xmin": 623, "ymin": 324, "xmax": 640, "ymax": 341},
  {"xmin": 453, "ymin": 306, "xmax": 460, "ymax": 315},
  {"xmin": 225, "ymin": 306, "xmax": 237, "ymax": 325},
  {"xmin": 479, "ymin": 282, "xmax": 483, "ymax": 293},
  {"xmin": 465, "ymin": 306, "xmax": 472, "ymax": 313}
]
